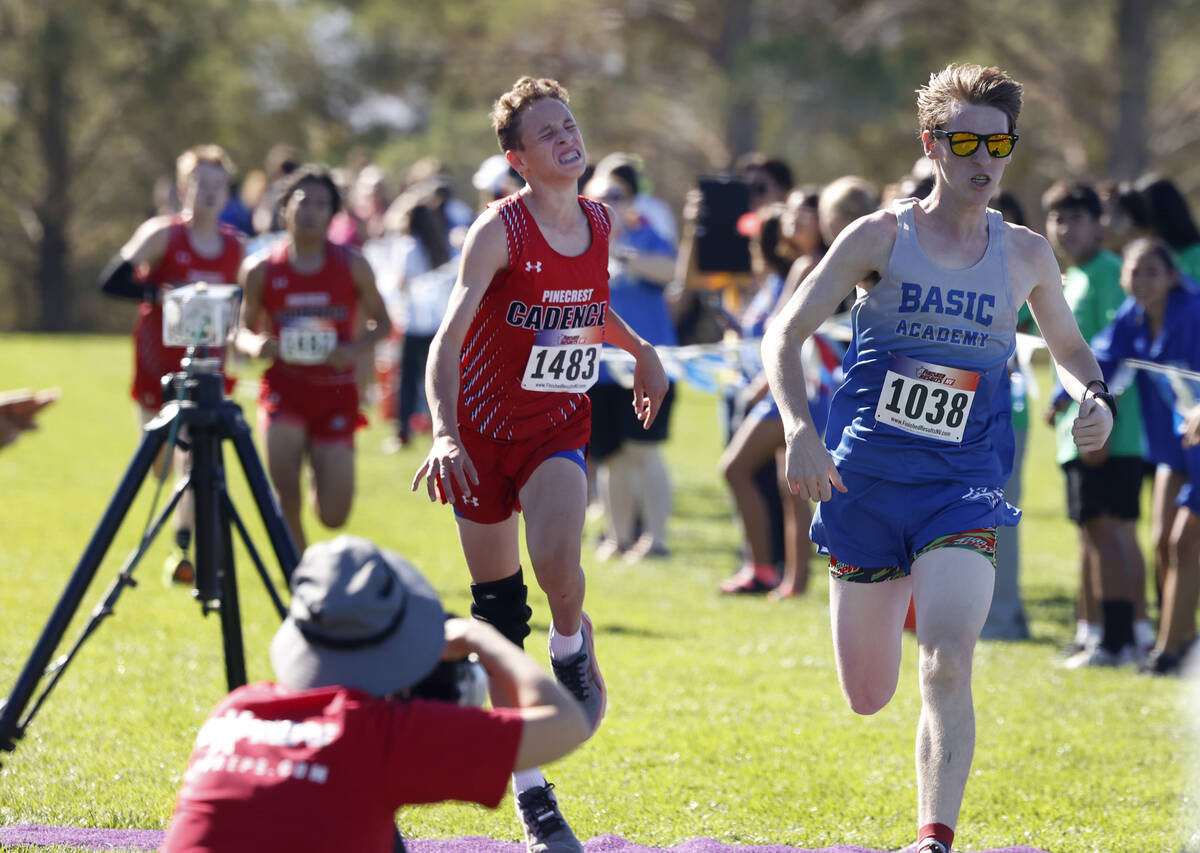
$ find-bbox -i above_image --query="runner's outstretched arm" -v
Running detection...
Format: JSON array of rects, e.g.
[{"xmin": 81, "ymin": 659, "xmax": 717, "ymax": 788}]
[
  {"xmin": 1022, "ymin": 230, "xmax": 1113, "ymax": 453},
  {"xmin": 761, "ymin": 212, "xmax": 891, "ymax": 501},
  {"xmin": 602, "ymin": 309, "xmax": 668, "ymax": 428},
  {"xmin": 324, "ymin": 252, "xmax": 392, "ymax": 370},
  {"xmin": 234, "ymin": 254, "xmax": 277, "ymax": 360},
  {"xmin": 412, "ymin": 210, "xmax": 508, "ymax": 505}
]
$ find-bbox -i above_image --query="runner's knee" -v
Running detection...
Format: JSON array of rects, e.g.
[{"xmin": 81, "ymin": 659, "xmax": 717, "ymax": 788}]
[
  {"xmin": 528, "ymin": 554, "xmax": 584, "ymax": 609},
  {"xmin": 842, "ymin": 677, "xmax": 897, "ymax": 716},
  {"xmin": 718, "ymin": 449, "xmax": 746, "ymax": 485},
  {"xmin": 314, "ymin": 500, "xmax": 351, "ymax": 529},
  {"xmin": 471, "ymin": 569, "xmax": 533, "ymax": 649},
  {"xmin": 526, "ymin": 529, "xmax": 584, "ymax": 581},
  {"xmin": 918, "ymin": 642, "xmax": 973, "ymax": 692}
]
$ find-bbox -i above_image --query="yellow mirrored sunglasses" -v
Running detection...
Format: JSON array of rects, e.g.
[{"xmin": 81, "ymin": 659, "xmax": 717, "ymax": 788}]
[{"xmin": 931, "ymin": 130, "xmax": 1019, "ymax": 158}]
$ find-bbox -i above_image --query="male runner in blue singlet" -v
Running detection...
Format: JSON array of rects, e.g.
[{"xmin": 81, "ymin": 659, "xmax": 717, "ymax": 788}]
[{"xmin": 762, "ymin": 63, "xmax": 1114, "ymax": 853}]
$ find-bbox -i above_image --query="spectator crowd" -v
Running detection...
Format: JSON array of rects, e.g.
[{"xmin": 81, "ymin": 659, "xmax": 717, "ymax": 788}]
[{"xmin": 122, "ymin": 134, "xmax": 1200, "ymax": 681}]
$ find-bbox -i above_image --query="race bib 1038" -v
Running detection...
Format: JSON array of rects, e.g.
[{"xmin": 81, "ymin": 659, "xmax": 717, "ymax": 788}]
[{"xmin": 874, "ymin": 353, "xmax": 979, "ymax": 444}]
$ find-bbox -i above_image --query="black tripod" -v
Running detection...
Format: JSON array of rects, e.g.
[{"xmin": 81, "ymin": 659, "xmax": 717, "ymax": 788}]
[{"xmin": 0, "ymin": 356, "xmax": 299, "ymax": 765}]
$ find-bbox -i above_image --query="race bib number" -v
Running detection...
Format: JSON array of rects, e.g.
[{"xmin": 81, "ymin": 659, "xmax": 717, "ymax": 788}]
[
  {"xmin": 520, "ymin": 328, "xmax": 604, "ymax": 392},
  {"xmin": 874, "ymin": 354, "xmax": 979, "ymax": 443},
  {"xmin": 280, "ymin": 321, "xmax": 338, "ymax": 365}
]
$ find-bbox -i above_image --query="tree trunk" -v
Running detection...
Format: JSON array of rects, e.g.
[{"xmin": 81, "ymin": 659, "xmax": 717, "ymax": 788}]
[
  {"xmin": 35, "ymin": 7, "xmax": 72, "ymax": 332},
  {"xmin": 1108, "ymin": 0, "xmax": 1155, "ymax": 180},
  {"xmin": 718, "ymin": 2, "xmax": 758, "ymax": 161}
]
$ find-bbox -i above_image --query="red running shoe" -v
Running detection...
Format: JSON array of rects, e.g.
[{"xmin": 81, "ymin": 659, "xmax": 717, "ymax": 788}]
[{"xmin": 719, "ymin": 563, "xmax": 780, "ymax": 594}]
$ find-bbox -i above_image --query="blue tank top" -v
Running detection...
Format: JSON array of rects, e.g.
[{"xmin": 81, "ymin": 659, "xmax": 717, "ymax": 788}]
[{"xmin": 825, "ymin": 199, "xmax": 1017, "ymax": 485}]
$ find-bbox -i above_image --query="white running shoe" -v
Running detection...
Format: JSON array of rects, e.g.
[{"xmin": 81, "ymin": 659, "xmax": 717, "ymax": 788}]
[{"xmin": 1062, "ymin": 643, "xmax": 1136, "ymax": 669}]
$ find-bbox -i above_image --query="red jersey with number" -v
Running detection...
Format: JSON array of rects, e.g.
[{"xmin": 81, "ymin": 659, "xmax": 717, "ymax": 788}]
[
  {"xmin": 160, "ymin": 682, "xmax": 523, "ymax": 853},
  {"xmin": 458, "ymin": 194, "xmax": 611, "ymax": 441},
  {"xmin": 258, "ymin": 240, "xmax": 358, "ymax": 387},
  {"xmin": 131, "ymin": 218, "xmax": 243, "ymax": 407}
]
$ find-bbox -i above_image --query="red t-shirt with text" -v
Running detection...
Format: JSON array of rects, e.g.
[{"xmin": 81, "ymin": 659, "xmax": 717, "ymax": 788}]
[{"xmin": 160, "ymin": 682, "xmax": 523, "ymax": 853}]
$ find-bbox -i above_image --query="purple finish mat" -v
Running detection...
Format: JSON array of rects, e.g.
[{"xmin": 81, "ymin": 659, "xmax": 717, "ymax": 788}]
[{"xmin": 0, "ymin": 825, "xmax": 1052, "ymax": 852}]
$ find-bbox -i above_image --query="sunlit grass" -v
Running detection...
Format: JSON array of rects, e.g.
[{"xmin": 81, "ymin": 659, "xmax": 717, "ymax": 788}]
[{"xmin": 0, "ymin": 334, "xmax": 1193, "ymax": 852}]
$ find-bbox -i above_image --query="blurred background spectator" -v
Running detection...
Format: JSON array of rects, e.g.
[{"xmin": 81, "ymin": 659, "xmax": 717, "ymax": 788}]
[{"xmin": 584, "ymin": 163, "xmax": 678, "ymax": 562}]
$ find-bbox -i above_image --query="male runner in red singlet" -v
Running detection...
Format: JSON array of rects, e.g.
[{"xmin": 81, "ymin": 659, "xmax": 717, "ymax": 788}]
[
  {"xmin": 237, "ymin": 165, "xmax": 391, "ymax": 553},
  {"xmin": 412, "ymin": 78, "xmax": 668, "ymax": 853},
  {"xmin": 99, "ymin": 145, "xmax": 244, "ymax": 585}
]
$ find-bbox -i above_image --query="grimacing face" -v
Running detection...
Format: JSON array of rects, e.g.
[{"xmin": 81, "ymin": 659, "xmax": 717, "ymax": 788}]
[{"xmin": 509, "ymin": 98, "xmax": 587, "ymax": 183}]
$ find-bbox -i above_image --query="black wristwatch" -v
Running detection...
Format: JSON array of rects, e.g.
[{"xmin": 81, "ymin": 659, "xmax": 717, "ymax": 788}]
[{"xmin": 1084, "ymin": 379, "xmax": 1117, "ymax": 420}]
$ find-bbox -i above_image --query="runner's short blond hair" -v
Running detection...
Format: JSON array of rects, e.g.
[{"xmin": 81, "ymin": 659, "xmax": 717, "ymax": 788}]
[
  {"xmin": 490, "ymin": 77, "xmax": 570, "ymax": 152},
  {"xmin": 176, "ymin": 144, "xmax": 235, "ymax": 187}
]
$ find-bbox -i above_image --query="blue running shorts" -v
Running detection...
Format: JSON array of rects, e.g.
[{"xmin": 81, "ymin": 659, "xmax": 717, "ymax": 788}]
[{"xmin": 810, "ymin": 467, "xmax": 1021, "ymax": 580}]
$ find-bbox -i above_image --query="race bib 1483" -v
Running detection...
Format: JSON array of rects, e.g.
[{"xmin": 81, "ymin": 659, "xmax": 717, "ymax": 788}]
[{"xmin": 520, "ymin": 326, "xmax": 604, "ymax": 393}]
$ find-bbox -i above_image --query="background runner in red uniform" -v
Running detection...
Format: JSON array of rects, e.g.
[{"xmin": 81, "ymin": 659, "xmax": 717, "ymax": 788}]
[
  {"xmin": 99, "ymin": 145, "xmax": 244, "ymax": 585},
  {"xmin": 413, "ymin": 77, "xmax": 668, "ymax": 853},
  {"xmin": 237, "ymin": 165, "xmax": 391, "ymax": 552}
]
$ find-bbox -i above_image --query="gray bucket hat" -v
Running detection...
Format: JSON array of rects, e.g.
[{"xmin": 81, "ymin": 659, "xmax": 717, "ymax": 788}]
[{"xmin": 269, "ymin": 535, "xmax": 446, "ymax": 697}]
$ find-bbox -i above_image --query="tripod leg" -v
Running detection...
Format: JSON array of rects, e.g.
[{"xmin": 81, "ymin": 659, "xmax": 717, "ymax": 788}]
[
  {"xmin": 224, "ymin": 406, "xmax": 300, "ymax": 580},
  {"xmin": 223, "ymin": 493, "xmax": 288, "ymax": 619},
  {"xmin": 19, "ymin": 473, "xmax": 193, "ymax": 729},
  {"xmin": 190, "ymin": 419, "xmax": 247, "ymax": 690},
  {"xmin": 216, "ymin": 495, "xmax": 247, "ymax": 690},
  {"xmin": 0, "ymin": 419, "xmax": 172, "ymax": 756}
]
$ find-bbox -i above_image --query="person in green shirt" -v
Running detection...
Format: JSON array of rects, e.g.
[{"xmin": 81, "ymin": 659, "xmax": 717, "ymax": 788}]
[{"xmin": 1042, "ymin": 181, "xmax": 1150, "ymax": 667}]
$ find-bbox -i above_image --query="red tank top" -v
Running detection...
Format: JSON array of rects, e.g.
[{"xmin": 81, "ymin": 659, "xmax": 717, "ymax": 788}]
[
  {"xmin": 142, "ymin": 218, "xmax": 243, "ymax": 290},
  {"xmin": 259, "ymin": 240, "xmax": 359, "ymax": 386},
  {"xmin": 458, "ymin": 194, "xmax": 611, "ymax": 441},
  {"xmin": 134, "ymin": 218, "xmax": 243, "ymax": 367}
]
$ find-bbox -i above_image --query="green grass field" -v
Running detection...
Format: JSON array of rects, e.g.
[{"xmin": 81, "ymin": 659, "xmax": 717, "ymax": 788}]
[{"xmin": 0, "ymin": 334, "xmax": 1196, "ymax": 852}]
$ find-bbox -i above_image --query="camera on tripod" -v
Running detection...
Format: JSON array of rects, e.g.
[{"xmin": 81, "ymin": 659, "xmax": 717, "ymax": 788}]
[
  {"xmin": 162, "ymin": 282, "xmax": 242, "ymax": 350},
  {"xmin": 0, "ymin": 280, "xmax": 299, "ymax": 767}
]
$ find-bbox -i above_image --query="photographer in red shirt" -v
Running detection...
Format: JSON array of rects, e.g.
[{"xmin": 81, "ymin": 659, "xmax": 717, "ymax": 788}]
[{"xmin": 161, "ymin": 535, "xmax": 589, "ymax": 853}]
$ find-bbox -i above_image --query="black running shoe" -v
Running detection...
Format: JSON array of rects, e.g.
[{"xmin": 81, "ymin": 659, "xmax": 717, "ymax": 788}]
[{"xmin": 515, "ymin": 783, "xmax": 583, "ymax": 853}]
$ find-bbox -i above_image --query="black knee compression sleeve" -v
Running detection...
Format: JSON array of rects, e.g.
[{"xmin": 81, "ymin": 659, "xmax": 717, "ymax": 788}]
[{"xmin": 470, "ymin": 569, "xmax": 533, "ymax": 649}]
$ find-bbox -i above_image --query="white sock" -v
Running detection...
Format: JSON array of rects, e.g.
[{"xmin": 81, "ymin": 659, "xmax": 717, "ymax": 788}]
[
  {"xmin": 548, "ymin": 623, "xmax": 583, "ymax": 659},
  {"xmin": 1073, "ymin": 620, "xmax": 1088, "ymax": 645},
  {"xmin": 513, "ymin": 767, "xmax": 546, "ymax": 794}
]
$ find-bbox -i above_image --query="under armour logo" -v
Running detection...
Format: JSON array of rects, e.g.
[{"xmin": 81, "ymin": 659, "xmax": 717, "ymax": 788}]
[
  {"xmin": 462, "ymin": 496, "xmax": 479, "ymax": 506},
  {"xmin": 525, "ymin": 261, "xmax": 542, "ymax": 273},
  {"xmin": 272, "ymin": 276, "xmax": 288, "ymax": 289}
]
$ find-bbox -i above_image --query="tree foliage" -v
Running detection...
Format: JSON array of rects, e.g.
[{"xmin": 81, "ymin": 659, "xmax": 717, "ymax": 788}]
[{"xmin": 1, "ymin": 0, "xmax": 1198, "ymax": 330}]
